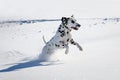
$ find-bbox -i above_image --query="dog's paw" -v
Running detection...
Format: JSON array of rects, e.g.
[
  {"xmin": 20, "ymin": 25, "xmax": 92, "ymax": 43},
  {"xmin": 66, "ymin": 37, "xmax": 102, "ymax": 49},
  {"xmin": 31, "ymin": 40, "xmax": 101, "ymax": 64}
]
[
  {"xmin": 65, "ymin": 50, "xmax": 69, "ymax": 54},
  {"xmin": 80, "ymin": 47, "xmax": 83, "ymax": 51},
  {"xmin": 78, "ymin": 46, "xmax": 83, "ymax": 51},
  {"xmin": 77, "ymin": 45, "xmax": 83, "ymax": 51}
]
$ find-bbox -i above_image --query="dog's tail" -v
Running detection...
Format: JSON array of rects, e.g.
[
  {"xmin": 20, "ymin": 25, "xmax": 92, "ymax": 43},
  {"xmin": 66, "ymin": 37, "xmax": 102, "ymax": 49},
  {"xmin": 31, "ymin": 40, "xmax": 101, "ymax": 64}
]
[{"xmin": 42, "ymin": 35, "xmax": 47, "ymax": 44}]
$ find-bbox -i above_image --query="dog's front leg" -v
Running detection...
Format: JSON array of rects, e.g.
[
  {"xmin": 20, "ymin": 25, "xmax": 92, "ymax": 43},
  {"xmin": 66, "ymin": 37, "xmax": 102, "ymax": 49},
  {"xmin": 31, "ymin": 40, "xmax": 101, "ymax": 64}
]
[
  {"xmin": 76, "ymin": 43, "xmax": 83, "ymax": 51},
  {"xmin": 70, "ymin": 39, "xmax": 83, "ymax": 51},
  {"xmin": 65, "ymin": 45, "xmax": 69, "ymax": 54}
]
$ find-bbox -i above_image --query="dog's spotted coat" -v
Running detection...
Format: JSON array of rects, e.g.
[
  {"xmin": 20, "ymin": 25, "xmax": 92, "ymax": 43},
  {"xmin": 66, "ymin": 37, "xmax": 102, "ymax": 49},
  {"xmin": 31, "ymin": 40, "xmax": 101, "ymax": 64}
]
[{"xmin": 40, "ymin": 16, "xmax": 83, "ymax": 61}]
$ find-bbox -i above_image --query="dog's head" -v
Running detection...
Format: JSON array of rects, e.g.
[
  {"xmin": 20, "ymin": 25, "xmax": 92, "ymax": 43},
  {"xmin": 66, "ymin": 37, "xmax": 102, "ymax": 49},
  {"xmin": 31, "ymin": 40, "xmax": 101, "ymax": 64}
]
[{"xmin": 61, "ymin": 15, "xmax": 81, "ymax": 30}]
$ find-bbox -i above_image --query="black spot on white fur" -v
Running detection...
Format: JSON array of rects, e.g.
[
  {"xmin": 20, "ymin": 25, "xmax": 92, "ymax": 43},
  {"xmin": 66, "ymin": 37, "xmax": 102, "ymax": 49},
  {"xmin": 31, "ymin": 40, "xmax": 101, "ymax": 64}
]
[{"xmin": 67, "ymin": 39, "xmax": 69, "ymax": 42}]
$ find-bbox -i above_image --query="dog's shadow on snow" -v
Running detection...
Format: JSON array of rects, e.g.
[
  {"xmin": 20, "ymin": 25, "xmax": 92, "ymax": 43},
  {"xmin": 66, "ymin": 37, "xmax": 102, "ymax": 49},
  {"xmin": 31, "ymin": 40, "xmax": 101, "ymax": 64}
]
[{"xmin": 0, "ymin": 58, "xmax": 61, "ymax": 72}]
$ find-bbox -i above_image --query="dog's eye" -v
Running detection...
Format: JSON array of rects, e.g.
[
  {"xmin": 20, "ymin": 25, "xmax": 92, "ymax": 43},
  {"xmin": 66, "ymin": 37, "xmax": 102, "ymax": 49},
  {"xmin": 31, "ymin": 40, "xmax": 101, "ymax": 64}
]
[{"xmin": 71, "ymin": 20, "xmax": 75, "ymax": 23}]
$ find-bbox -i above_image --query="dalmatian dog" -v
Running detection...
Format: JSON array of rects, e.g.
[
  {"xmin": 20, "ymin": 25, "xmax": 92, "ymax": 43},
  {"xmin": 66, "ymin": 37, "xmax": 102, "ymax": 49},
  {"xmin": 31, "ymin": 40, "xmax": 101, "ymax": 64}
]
[{"xmin": 39, "ymin": 15, "xmax": 83, "ymax": 61}]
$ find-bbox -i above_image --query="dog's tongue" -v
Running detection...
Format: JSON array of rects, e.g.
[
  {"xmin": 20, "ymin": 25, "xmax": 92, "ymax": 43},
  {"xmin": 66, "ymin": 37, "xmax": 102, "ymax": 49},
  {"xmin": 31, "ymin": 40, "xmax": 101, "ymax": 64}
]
[{"xmin": 71, "ymin": 27, "xmax": 78, "ymax": 30}]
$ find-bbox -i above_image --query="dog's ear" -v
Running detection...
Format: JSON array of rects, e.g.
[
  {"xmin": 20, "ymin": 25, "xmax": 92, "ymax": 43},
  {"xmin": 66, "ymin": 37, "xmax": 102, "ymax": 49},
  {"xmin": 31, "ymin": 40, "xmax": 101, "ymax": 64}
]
[
  {"xmin": 61, "ymin": 17, "xmax": 68, "ymax": 25},
  {"xmin": 61, "ymin": 17, "xmax": 67, "ymax": 22}
]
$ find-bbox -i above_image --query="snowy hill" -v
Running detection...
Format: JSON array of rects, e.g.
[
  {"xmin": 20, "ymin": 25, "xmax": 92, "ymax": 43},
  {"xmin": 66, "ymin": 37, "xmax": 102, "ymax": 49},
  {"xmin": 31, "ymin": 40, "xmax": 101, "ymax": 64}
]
[{"xmin": 0, "ymin": 18, "xmax": 120, "ymax": 80}]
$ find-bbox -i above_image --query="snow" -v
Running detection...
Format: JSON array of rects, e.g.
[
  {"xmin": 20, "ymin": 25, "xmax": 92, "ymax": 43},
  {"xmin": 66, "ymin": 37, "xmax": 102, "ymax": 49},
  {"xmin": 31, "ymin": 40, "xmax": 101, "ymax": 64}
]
[
  {"xmin": 0, "ymin": 0, "xmax": 120, "ymax": 80},
  {"xmin": 0, "ymin": 18, "xmax": 120, "ymax": 80}
]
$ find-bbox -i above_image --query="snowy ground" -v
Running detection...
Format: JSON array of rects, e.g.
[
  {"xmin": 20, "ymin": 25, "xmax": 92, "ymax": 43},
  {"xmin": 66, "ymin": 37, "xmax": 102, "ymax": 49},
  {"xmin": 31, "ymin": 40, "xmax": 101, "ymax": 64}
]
[
  {"xmin": 0, "ymin": 0, "xmax": 120, "ymax": 79},
  {"xmin": 0, "ymin": 18, "xmax": 120, "ymax": 80}
]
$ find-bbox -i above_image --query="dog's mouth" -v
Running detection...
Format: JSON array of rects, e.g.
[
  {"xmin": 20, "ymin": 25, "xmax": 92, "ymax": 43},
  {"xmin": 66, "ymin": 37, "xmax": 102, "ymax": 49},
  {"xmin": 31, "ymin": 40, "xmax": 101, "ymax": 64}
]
[{"xmin": 71, "ymin": 27, "xmax": 78, "ymax": 30}]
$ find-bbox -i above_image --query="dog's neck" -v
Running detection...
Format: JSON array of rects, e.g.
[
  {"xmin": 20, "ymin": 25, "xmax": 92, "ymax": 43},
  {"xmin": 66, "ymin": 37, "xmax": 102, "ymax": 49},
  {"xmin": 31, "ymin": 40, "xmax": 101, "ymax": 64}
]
[
  {"xmin": 60, "ymin": 24, "xmax": 71, "ymax": 32},
  {"xmin": 56, "ymin": 24, "xmax": 71, "ymax": 37}
]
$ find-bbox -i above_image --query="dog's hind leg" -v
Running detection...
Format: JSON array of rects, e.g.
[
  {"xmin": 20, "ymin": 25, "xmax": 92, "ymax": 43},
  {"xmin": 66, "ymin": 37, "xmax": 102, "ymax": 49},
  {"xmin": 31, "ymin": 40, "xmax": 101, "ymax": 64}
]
[{"xmin": 39, "ymin": 46, "xmax": 55, "ymax": 61}]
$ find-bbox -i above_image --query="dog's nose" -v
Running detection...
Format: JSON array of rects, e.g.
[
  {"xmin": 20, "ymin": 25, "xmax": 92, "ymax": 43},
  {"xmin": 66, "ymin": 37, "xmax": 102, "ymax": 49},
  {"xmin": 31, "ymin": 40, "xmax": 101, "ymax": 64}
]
[{"xmin": 77, "ymin": 24, "xmax": 81, "ymax": 27}]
